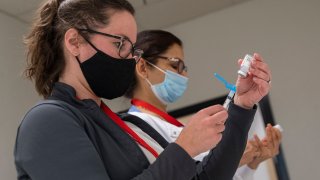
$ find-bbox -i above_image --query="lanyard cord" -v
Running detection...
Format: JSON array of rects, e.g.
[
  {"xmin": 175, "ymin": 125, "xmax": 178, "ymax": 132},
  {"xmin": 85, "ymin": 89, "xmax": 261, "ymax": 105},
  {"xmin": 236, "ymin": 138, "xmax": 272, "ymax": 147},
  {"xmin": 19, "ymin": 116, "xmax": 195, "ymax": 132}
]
[
  {"xmin": 100, "ymin": 102, "xmax": 159, "ymax": 158},
  {"xmin": 131, "ymin": 99, "xmax": 184, "ymax": 127}
]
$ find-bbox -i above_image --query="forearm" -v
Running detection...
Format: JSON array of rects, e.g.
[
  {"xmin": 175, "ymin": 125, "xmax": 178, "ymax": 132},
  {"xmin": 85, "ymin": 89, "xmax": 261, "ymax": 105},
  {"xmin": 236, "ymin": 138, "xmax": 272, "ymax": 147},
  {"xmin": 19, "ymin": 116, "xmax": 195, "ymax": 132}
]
[
  {"xmin": 194, "ymin": 102, "xmax": 257, "ymax": 180},
  {"xmin": 133, "ymin": 143, "xmax": 196, "ymax": 180}
]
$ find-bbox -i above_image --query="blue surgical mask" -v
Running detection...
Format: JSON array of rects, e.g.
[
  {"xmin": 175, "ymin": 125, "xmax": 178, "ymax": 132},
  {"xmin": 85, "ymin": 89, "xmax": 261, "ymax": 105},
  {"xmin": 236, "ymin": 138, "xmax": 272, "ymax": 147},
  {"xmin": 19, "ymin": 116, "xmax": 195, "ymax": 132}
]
[{"xmin": 146, "ymin": 62, "xmax": 189, "ymax": 104}]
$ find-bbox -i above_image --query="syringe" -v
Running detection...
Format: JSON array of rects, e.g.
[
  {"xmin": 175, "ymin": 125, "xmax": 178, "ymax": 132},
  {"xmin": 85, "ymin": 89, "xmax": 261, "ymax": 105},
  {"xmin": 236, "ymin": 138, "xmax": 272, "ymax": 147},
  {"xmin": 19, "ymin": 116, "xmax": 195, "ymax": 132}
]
[
  {"xmin": 213, "ymin": 73, "xmax": 236, "ymax": 109},
  {"xmin": 223, "ymin": 90, "xmax": 235, "ymax": 109}
]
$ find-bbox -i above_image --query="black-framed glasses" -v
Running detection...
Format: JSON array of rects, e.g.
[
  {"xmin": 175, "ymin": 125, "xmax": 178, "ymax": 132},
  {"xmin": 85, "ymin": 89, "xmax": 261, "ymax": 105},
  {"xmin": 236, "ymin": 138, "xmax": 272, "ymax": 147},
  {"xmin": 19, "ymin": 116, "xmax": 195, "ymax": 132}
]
[
  {"xmin": 77, "ymin": 28, "xmax": 143, "ymax": 62},
  {"xmin": 155, "ymin": 56, "xmax": 188, "ymax": 74}
]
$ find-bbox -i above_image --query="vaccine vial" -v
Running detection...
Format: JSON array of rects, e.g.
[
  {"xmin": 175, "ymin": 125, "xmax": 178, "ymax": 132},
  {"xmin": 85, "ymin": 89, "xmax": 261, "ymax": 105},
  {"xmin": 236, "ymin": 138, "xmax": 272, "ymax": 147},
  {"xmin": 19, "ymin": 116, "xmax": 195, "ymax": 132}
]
[
  {"xmin": 238, "ymin": 54, "xmax": 253, "ymax": 77},
  {"xmin": 273, "ymin": 124, "xmax": 284, "ymax": 132}
]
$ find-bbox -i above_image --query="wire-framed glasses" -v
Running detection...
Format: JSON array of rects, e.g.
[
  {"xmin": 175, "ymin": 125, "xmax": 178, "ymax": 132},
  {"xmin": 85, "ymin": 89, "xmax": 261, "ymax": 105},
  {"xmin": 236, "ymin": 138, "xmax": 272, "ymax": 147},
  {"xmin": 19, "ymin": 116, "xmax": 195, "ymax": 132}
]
[
  {"xmin": 155, "ymin": 55, "xmax": 188, "ymax": 74},
  {"xmin": 77, "ymin": 28, "xmax": 143, "ymax": 62}
]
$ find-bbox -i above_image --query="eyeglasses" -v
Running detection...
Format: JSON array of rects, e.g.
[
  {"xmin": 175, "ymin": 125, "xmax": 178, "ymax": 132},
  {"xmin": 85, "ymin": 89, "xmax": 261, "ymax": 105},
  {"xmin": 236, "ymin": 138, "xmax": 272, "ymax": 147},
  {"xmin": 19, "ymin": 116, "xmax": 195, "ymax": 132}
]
[
  {"xmin": 155, "ymin": 56, "xmax": 188, "ymax": 74},
  {"xmin": 77, "ymin": 28, "xmax": 143, "ymax": 62}
]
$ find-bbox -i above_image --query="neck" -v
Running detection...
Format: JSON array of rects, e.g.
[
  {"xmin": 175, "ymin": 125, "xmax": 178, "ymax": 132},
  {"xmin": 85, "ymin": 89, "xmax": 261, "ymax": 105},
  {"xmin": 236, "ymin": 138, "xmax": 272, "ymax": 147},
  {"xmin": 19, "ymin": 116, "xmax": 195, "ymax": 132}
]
[
  {"xmin": 59, "ymin": 77, "xmax": 101, "ymax": 106},
  {"xmin": 133, "ymin": 86, "xmax": 167, "ymax": 113},
  {"xmin": 134, "ymin": 94, "xmax": 167, "ymax": 112},
  {"xmin": 59, "ymin": 56, "xmax": 101, "ymax": 106}
]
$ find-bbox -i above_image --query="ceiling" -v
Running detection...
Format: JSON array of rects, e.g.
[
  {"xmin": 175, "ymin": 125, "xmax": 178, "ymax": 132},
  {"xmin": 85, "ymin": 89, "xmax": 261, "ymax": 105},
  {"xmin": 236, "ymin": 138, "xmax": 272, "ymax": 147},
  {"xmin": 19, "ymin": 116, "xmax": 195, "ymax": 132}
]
[{"xmin": 0, "ymin": 0, "xmax": 249, "ymax": 29}]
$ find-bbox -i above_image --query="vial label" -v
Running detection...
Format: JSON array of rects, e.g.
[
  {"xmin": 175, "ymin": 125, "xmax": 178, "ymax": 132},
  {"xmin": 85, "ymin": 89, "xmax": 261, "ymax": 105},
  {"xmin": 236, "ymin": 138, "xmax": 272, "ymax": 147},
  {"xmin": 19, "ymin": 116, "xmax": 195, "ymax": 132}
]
[{"xmin": 238, "ymin": 54, "xmax": 253, "ymax": 77}]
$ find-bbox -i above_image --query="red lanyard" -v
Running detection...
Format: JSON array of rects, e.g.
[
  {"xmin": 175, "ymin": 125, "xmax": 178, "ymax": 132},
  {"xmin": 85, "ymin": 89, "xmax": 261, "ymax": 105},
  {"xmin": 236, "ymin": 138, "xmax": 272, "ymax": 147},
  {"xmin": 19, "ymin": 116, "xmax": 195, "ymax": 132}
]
[
  {"xmin": 131, "ymin": 99, "xmax": 184, "ymax": 127},
  {"xmin": 100, "ymin": 102, "xmax": 159, "ymax": 158}
]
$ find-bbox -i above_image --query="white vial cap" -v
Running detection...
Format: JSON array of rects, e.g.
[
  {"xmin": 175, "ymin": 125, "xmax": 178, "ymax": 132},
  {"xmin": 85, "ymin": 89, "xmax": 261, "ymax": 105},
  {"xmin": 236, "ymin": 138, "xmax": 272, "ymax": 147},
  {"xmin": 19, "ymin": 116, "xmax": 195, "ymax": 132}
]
[
  {"xmin": 273, "ymin": 124, "xmax": 283, "ymax": 132},
  {"xmin": 238, "ymin": 70, "xmax": 247, "ymax": 77}
]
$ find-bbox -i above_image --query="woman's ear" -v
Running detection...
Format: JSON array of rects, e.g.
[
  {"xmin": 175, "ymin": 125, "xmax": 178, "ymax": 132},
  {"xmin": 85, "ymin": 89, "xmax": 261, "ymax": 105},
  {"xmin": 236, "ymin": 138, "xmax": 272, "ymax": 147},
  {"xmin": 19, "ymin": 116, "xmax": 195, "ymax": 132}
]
[
  {"xmin": 64, "ymin": 28, "xmax": 81, "ymax": 56},
  {"xmin": 136, "ymin": 58, "xmax": 149, "ymax": 79}
]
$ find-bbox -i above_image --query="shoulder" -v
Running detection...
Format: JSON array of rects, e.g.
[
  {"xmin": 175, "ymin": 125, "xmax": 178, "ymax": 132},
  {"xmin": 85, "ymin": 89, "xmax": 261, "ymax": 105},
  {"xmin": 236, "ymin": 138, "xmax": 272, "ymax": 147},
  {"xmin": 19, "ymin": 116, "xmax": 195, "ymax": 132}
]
[
  {"xmin": 19, "ymin": 100, "xmax": 84, "ymax": 134},
  {"xmin": 16, "ymin": 100, "xmax": 88, "ymax": 156}
]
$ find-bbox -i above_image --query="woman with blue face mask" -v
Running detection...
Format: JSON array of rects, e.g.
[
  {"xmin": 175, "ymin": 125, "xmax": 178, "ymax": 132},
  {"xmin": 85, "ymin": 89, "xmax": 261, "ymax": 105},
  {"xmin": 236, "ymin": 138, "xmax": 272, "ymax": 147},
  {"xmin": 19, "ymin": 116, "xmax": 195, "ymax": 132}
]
[{"xmin": 124, "ymin": 30, "xmax": 279, "ymax": 180}]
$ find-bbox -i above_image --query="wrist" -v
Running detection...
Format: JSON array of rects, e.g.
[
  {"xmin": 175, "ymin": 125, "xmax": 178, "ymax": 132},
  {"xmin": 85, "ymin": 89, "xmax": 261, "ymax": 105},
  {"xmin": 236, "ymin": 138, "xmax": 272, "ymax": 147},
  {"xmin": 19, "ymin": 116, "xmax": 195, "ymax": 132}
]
[
  {"xmin": 234, "ymin": 96, "xmax": 254, "ymax": 109},
  {"xmin": 175, "ymin": 139, "xmax": 197, "ymax": 158}
]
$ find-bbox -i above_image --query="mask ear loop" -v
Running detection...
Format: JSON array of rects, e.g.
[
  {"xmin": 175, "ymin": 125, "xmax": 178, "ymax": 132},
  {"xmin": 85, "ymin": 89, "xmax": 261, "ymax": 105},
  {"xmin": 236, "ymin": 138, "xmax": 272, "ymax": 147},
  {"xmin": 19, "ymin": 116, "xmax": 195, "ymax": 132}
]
[
  {"xmin": 143, "ymin": 61, "xmax": 164, "ymax": 87},
  {"xmin": 76, "ymin": 56, "xmax": 81, "ymax": 64},
  {"xmin": 77, "ymin": 30, "xmax": 101, "ymax": 52},
  {"xmin": 145, "ymin": 78, "xmax": 153, "ymax": 86},
  {"xmin": 75, "ymin": 31, "xmax": 101, "ymax": 65},
  {"xmin": 145, "ymin": 61, "xmax": 166, "ymax": 74},
  {"xmin": 141, "ymin": 60, "xmax": 154, "ymax": 86}
]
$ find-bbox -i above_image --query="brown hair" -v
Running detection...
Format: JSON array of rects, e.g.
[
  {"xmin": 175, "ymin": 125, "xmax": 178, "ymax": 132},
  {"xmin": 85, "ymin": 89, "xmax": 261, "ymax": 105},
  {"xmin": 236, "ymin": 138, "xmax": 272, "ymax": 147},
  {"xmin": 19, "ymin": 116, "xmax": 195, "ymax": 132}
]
[
  {"xmin": 125, "ymin": 30, "xmax": 183, "ymax": 98},
  {"xmin": 24, "ymin": 0, "xmax": 134, "ymax": 98}
]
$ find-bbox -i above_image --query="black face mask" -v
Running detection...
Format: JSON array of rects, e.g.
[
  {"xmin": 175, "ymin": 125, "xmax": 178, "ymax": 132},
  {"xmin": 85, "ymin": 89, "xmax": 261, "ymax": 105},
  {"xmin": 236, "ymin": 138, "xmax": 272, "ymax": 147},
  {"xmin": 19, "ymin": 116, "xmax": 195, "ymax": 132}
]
[{"xmin": 77, "ymin": 44, "xmax": 136, "ymax": 100}]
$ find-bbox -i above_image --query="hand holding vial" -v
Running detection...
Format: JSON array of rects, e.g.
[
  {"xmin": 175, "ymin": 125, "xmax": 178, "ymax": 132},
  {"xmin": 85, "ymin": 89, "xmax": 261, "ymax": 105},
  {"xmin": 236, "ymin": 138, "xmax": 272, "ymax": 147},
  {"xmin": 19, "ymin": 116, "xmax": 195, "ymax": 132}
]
[{"xmin": 234, "ymin": 53, "xmax": 272, "ymax": 109}]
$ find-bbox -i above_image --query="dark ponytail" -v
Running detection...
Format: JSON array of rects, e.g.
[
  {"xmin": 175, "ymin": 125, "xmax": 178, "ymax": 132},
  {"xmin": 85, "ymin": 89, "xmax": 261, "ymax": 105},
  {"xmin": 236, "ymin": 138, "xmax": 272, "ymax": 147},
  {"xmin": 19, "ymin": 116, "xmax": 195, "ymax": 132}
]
[
  {"xmin": 24, "ymin": 0, "xmax": 134, "ymax": 98},
  {"xmin": 24, "ymin": 0, "xmax": 63, "ymax": 98}
]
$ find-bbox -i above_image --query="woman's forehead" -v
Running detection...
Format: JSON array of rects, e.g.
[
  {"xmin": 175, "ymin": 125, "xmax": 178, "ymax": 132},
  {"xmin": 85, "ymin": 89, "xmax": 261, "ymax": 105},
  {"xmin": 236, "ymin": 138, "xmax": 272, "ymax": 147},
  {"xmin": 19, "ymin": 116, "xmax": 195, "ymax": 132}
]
[
  {"xmin": 162, "ymin": 44, "xmax": 184, "ymax": 60},
  {"xmin": 99, "ymin": 10, "xmax": 137, "ymax": 42}
]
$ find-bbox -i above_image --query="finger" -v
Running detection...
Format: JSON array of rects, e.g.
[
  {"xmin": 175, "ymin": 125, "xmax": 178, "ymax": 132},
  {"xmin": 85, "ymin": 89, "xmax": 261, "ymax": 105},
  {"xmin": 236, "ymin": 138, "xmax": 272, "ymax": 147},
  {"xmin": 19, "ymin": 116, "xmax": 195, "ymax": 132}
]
[
  {"xmin": 271, "ymin": 128, "xmax": 280, "ymax": 149},
  {"xmin": 261, "ymin": 139, "xmax": 268, "ymax": 147},
  {"xmin": 214, "ymin": 133, "xmax": 223, "ymax": 146},
  {"xmin": 266, "ymin": 124, "xmax": 274, "ymax": 148},
  {"xmin": 250, "ymin": 68, "xmax": 270, "ymax": 84},
  {"xmin": 238, "ymin": 59, "xmax": 243, "ymax": 66},
  {"xmin": 272, "ymin": 124, "xmax": 282, "ymax": 141},
  {"xmin": 249, "ymin": 139, "xmax": 259, "ymax": 149},
  {"xmin": 254, "ymin": 151, "xmax": 261, "ymax": 158},
  {"xmin": 246, "ymin": 141, "xmax": 255, "ymax": 151},
  {"xmin": 251, "ymin": 60, "xmax": 271, "ymax": 74},
  {"xmin": 204, "ymin": 110, "xmax": 228, "ymax": 126},
  {"xmin": 274, "ymin": 128, "xmax": 282, "ymax": 141},
  {"xmin": 253, "ymin": 134, "xmax": 263, "ymax": 149},
  {"xmin": 249, "ymin": 61, "xmax": 271, "ymax": 81},
  {"xmin": 272, "ymin": 128, "xmax": 281, "ymax": 148},
  {"xmin": 253, "ymin": 53, "xmax": 272, "ymax": 81},
  {"xmin": 253, "ymin": 76, "xmax": 271, "ymax": 87},
  {"xmin": 252, "ymin": 77, "xmax": 271, "ymax": 95},
  {"xmin": 198, "ymin": 105, "xmax": 226, "ymax": 118},
  {"xmin": 254, "ymin": 140, "xmax": 264, "ymax": 154},
  {"xmin": 215, "ymin": 123, "xmax": 226, "ymax": 133},
  {"xmin": 270, "ymin": 128, "xmax": 281, "ymax": 156},
  {"xmin": 253, "ymin": 53, "xmax": 265, "ymax": 62}
]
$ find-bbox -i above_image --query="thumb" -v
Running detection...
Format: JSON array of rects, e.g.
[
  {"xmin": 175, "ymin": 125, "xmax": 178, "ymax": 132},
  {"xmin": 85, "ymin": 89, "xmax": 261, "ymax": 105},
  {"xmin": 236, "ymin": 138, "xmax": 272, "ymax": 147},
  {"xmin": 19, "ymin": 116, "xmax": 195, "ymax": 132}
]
[{"xmin": 238, "ymin": 59, "xmax": 243, "ymax": 66}]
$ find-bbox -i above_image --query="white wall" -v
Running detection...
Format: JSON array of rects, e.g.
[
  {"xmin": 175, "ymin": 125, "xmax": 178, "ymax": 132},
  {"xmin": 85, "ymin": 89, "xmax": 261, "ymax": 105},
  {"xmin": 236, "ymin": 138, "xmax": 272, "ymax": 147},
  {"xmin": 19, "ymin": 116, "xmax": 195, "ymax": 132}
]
[
  {"xmin": 165, "ymin": 0, "xmax": 320, "ymax": 179},
  {"xmin": 0, "ymin": 14, "xmax": 40, "ymax": 179}
]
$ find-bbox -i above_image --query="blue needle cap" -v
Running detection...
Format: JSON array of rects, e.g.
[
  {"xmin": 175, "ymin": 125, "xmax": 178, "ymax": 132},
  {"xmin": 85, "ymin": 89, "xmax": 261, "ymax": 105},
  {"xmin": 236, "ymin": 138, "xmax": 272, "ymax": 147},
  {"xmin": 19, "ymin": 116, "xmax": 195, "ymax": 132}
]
[{"xmin": 214, "ymin": 73, "xmax": 236, "ymax": 92}]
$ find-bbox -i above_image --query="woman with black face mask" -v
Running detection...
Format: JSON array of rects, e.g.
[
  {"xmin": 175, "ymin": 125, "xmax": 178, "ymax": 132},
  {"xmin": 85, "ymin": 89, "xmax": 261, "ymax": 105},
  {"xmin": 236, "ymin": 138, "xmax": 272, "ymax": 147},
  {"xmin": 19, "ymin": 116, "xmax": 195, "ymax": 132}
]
[{"xmin": 15, "ymin": 0, "xmax": 230, "ymax": 179}]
